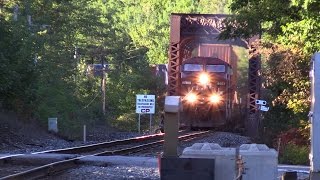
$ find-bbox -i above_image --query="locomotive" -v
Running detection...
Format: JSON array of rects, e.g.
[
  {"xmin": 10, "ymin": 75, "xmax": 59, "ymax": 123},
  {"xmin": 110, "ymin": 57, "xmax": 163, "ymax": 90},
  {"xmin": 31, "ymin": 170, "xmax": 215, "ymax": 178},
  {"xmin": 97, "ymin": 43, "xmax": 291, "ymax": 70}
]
[
  {"xmin": 180, "ymin": 56, "xmax": 235, "ymax": 129},
  {"xmin": 162, "ymin": 14, "xmax": 247, "ymax": 132}
]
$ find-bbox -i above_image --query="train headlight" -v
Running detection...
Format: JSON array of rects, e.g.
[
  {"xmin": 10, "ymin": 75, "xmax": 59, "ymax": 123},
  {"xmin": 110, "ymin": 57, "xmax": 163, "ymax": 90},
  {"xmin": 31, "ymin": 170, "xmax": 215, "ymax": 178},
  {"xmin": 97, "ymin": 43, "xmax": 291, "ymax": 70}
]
[
  {"xmin": 199, "ymin": 73, "xmax": 210, "ymax": 85},
  {"xmin": 209, "ymin": 94, "xmax": 221, "ymax": 103},
  {"xmin": 185, "ymin": 93, "xmax": 197, "ymax": 103}
]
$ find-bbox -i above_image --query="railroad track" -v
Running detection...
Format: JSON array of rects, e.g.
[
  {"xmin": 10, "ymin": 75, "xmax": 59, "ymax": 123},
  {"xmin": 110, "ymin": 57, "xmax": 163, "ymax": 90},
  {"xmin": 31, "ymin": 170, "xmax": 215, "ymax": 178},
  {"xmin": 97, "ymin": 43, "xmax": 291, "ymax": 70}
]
[{"xmin": 0, "ymin": 131, "xmax": 210, "ymax": 179}]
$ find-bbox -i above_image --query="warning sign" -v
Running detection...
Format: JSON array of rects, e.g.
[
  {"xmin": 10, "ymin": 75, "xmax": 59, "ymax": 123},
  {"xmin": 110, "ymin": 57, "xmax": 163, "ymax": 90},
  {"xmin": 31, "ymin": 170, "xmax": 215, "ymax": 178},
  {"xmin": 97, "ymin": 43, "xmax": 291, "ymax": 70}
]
[{"xmin": 136, "ymin": 95, "xmax": 155, "ymax": 114}]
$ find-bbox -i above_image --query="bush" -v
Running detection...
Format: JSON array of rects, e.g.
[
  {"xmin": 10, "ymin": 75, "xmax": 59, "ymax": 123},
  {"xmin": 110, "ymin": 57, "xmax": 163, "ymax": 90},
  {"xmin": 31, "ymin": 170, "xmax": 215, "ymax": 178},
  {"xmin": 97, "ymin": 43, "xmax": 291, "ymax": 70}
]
[
  {"xmin": 273, "ymin": 124, "xmax": 310, "ymax": 165},
  {"xmin": 110, "ymin": 113, "xmax": 138, "ymax": 132},
  {"xmin": 279, "ymin": 143, "xmax": 309, "ymax": 165},
  {"xmin": 276, "ymin": 127, "xmax": 309, "ymax": 148},
  {"xmin": 110, "ymin": 112, "xmax": 162, "ymax": 133}
]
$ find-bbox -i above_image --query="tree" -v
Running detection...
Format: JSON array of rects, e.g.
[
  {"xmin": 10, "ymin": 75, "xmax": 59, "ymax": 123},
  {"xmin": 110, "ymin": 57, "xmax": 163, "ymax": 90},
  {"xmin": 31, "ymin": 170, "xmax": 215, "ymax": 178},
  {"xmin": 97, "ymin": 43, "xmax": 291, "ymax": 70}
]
[
  {"xmin": 222, "ymin": 0, "xmax": 320, "ymax": 142},
  {"xmin": 2, "ymin": 0, "xmax": 249, "ymax": 136},
  {"xmin": 0, "ymin": 0, "xmax": 160, "ymax": 136},
  {"xmin": 0, "ymin": 1, "xmax": 37, "ymax": 117},
  {"xmin": 222, "ymin": 0, "xmax": 319, "ymax": 112},
  {"xmin": 197, "ymin": 0, "xmax": 231, "ymax": 14},
  {"xmin": 117, "ymin": 0, "xmax": 231, "ymax": 64}
]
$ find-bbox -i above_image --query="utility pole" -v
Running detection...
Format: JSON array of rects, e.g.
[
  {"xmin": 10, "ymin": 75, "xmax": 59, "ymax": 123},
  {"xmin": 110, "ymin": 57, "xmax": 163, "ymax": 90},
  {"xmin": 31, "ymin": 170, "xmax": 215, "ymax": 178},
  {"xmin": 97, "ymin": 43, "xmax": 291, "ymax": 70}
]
[{"xmin": 310, "ymin": 52, "xmax": 320, "ymax": 179}]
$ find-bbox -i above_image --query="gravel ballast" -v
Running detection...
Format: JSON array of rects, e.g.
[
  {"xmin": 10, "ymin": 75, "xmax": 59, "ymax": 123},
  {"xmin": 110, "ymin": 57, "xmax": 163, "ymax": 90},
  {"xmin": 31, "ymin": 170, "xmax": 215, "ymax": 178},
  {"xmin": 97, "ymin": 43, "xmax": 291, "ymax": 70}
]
[
  {"xmin": 45, "ymin": 165, "xmax": 160, "ymax": 180},
  {"xmin": 0, "ymin": 130, "xmax": 310, "ymax": 180}
]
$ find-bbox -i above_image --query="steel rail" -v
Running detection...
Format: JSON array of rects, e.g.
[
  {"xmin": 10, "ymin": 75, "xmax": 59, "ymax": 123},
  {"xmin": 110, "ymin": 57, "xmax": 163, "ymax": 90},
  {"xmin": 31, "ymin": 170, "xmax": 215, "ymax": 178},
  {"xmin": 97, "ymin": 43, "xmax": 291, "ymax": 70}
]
[
  {"xmin": 0, "ymin": 133, "xmax": 166, "ymax": 164},
  {"xmin": 0, "ymin": 130, "xmax": 190, "ymax": 163},
  {"xmin": 96, "ymin": 131, "xmax": 210, "ymax": 156},
  {"xmin": 0, "ymin": 158, "xmax": 79, "ymax": 180},
  {"xmin": 0, "ymin": 131, "xmax": 210, "ymax": 180},
  {"xmin": 34, "ymin": 133, "xmax": 165, "ymax": 154}
]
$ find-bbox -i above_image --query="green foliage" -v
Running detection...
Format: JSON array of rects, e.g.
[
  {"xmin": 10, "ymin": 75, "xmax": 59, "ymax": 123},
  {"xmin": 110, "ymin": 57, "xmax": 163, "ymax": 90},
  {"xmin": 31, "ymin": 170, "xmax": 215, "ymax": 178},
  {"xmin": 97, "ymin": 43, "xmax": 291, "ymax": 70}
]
[
  {"xmin": 110, "ymin": 112, "xmax": 160, "ymax": 133},
  {"xmin": 222, "ymin": 1, "xmax": 319, "ymax": 143},
  {"xmin": 276, "ymin": 125, "xmax": 310, "ymax": 165},
  {"xmin": 1, "ymin": 0, "xmax": 251, "ymax": 138},
  {"xmin": 263, "ymin": 105, "xmax": 297, "ymax": 135},
  {"xmin": 279, "ymin": 143, "xmax": 309, "ymax": 165},
  {"xmin": 196, "ymin": 0, "xmax": 231, "ymax": 14},
  {"xmin": 221, "ymin": 0, "xmax": 304, "ymax": 39},
  {"xmin": 0, "ymin": 0, "xmax": 170, "ymax": 137},
  {"xmin": 117, "ymin": 0, "xmax": 231, "ymax": 64},
  {"xmin": 116, "ymin": 0, "xmax": 197, "ymax": 64},
  {"xmin": 110, "ymin": 113, "xmax": 137, "ymax": 132},
  {"xmin": 258, "ymin": 43, "xmax": 310, "ymax": 117},
  {"xmin": 278, "ymin": 17, "xmax": 320, "ymax": 55},
  {"xmin": 232, "ymin": 46, "xmax": 248, "ymax": 99},
  {"xmin": 0, "ymin": 6, "xmax": 37, "ymax": 117}
]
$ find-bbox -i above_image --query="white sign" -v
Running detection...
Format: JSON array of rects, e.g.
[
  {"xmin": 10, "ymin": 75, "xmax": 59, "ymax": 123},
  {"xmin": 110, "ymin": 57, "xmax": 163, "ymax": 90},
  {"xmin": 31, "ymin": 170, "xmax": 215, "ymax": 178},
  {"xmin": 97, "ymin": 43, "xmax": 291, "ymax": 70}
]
[
  {"xmin": 256, "ymin": 100, "xmax": 267, "ymax": 105},
  {"xmin": 136, "ymin": 95, "xmax": 155, "ymax": 114},
  {"xmin": 259, "ymin": 105, "xmax": 269, "ymax": 112},
  {"xmin": 255, "ymin": 99, "xmax": 269, "ymax": 111}
]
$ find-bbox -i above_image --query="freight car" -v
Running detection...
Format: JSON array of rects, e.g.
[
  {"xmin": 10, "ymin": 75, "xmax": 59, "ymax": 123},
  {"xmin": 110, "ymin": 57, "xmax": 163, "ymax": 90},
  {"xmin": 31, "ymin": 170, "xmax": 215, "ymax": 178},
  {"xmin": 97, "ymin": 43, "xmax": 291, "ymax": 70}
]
[{"xmin": 179, "ymin": 56, "xmax": 235, "ymax": 129}]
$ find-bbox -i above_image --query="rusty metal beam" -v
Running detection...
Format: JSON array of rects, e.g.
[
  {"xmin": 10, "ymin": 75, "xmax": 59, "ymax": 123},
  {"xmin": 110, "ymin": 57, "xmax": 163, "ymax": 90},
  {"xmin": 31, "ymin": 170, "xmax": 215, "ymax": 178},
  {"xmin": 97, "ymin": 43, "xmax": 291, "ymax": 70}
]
[
  {"xmin": 246, "ymin": 54, "xmax": 261, "ymax": 138},
  {"xmin": 168, "ymin": 15, "xmax": 181, "ymax": 96},
  {"xmin": 168, "ymin": 42, "xmax": 180, "ymax": 95},
  {"xmin": 178, "ymin": 14, "xmax": 227, "ymax": 36}
]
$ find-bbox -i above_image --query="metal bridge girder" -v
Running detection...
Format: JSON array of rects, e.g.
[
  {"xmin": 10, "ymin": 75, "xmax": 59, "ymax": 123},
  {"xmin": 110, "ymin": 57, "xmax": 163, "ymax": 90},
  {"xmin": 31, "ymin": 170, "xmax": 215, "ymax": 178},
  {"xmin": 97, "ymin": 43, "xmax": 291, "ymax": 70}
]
[
  {"xmin": 168, "ymin": 42, "xmax": 181, "ymax": 95},
  {"xmin": 247, "ymin": 54, "xmax": 261, "ymax": 138}
]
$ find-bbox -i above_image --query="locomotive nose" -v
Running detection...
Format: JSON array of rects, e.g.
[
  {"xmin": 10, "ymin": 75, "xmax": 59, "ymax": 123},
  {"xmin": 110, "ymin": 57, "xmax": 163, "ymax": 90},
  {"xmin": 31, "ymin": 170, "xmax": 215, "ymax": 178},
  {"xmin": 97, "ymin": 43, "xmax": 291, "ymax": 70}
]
[{"xmin": 198, "ymin": 73, "xmax": 210, "ymax": 85}]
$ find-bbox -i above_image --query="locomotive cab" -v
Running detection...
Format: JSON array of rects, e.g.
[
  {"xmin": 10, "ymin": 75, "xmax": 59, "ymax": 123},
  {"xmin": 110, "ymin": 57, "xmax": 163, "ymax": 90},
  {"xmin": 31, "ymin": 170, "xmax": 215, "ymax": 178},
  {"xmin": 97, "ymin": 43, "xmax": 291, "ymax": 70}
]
[{"xmin": 180, "ymin": 57, "xmax": 233, "ymax": 128}]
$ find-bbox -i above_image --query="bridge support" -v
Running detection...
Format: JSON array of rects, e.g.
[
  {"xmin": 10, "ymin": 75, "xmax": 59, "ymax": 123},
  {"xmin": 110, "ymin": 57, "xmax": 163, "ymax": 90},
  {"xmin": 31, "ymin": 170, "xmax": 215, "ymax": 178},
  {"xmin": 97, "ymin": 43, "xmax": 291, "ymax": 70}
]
[
  {"xmin": 246, "ymin": 54, "xmax": 261, "ymax": 139},
  {"xmin": 310, "ymin": 52, "xmax": 320, "ymax": 179}
]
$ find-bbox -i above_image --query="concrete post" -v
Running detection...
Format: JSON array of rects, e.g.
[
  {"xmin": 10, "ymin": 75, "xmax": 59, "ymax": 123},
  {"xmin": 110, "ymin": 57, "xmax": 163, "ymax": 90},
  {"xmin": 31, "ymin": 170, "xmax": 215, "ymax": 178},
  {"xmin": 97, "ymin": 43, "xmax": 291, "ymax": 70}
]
[
  {"xmin": 163, "ymin": 96, "xmax": 181, "ymax": 157},
  {"xmin": 48, "ymin": 118, "xmax": 58, "ymax": 133},
  {"xmin": 83, "ymin": 125, "xmax": 86, "ymax": 144},
  {"xmin": 310, "ymin": 52, "xmax": 320, "ymax": 178}
]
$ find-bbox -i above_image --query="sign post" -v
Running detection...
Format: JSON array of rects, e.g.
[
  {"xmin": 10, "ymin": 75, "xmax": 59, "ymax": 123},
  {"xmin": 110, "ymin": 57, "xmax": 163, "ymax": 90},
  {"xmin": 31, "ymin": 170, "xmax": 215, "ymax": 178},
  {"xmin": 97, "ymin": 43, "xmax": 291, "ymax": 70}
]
[
  {"xmin": 136, "ymin": 95, "xmax": 155, "ymax": 134},
  {"xmin": 138, "ymin": 114, "xmax": 141, "ymax": 134},
  {"xmin": 150, "ymin": 114, "xmax": 152, "ymax": 133}
]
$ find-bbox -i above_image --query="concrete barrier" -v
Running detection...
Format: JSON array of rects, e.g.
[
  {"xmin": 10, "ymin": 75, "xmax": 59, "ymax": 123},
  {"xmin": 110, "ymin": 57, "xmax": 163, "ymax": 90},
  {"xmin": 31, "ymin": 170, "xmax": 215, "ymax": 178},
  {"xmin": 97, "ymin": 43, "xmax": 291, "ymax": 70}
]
[
  {"xmin": 240, "ymin": 144, "xmax": 278, "ymax": 180},
  {"xmin": 181, "ymin": 143, "xmax": 236, "ymax": 180}
]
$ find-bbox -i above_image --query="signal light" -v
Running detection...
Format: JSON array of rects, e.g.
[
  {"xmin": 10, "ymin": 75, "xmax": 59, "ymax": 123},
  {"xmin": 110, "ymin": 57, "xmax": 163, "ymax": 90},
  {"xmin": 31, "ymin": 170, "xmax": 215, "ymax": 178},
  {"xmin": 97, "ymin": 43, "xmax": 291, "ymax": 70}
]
[
  {"xmin": 209, "ymin": 94, "xmax": 221, "ymax": 103},
  {"xmin": 199, "ymin": 73, "xmax": 210, "ymax": 85},
  {"xmin": 185, "ymin": 93, "xmax": 197, "ymax": 103}
]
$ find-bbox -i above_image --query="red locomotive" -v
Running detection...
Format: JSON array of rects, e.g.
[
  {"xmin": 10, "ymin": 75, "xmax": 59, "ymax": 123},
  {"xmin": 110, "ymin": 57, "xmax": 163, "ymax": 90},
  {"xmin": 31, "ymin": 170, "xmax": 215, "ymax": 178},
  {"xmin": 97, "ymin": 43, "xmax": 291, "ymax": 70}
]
[{"xmin": 180, "ymin": 56, "xmax": 234, "ymax": 129}]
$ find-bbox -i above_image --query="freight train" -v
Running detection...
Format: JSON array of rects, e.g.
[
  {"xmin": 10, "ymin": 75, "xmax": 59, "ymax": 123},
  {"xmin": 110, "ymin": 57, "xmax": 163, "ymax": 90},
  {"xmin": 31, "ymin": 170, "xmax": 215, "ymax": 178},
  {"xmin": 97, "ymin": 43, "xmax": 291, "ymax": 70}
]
[
  {"xmin": 179, "ymin": 56, "xmax": 235, "ymax": 129},
  {"xmin": 157, "ymin": 14, "xmax": 247, "ymax": 131}
]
